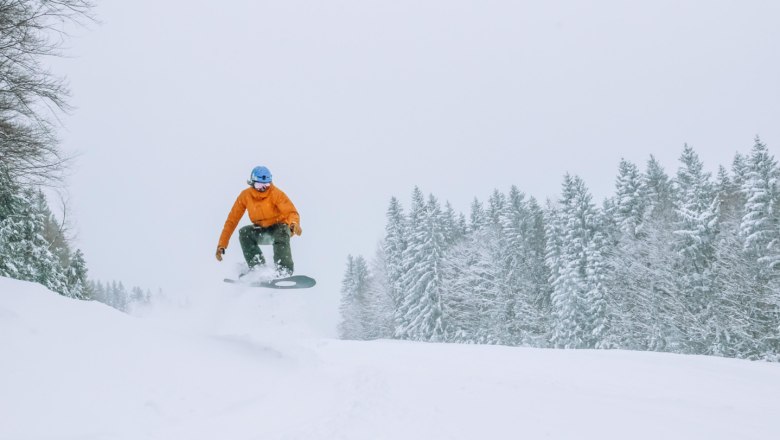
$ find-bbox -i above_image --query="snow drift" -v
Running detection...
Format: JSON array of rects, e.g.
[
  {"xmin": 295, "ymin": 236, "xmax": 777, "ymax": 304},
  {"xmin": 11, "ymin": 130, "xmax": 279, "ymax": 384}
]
[{"xmin": 2, "ymin": 276, "xmax": 780, "ymax": 440}]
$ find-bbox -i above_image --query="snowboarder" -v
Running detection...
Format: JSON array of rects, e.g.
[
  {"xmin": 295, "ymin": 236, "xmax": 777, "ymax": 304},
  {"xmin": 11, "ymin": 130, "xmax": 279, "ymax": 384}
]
[{"xmin": 215, "ymin": 165, "xmax": 302, "ymax": 276}]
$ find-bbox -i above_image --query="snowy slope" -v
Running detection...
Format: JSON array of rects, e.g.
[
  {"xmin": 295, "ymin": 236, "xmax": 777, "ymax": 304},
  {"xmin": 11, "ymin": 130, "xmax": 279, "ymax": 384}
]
[{"xmin": 2, "ymin": 276, "xmax": 780, "ymax": 440}]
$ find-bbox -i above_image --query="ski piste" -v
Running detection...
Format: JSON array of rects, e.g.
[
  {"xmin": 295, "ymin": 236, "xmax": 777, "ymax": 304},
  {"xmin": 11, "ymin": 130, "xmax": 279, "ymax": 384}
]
[{"xmin": 223, "ymin": 274, "xmax": 316, "ymax": 289}]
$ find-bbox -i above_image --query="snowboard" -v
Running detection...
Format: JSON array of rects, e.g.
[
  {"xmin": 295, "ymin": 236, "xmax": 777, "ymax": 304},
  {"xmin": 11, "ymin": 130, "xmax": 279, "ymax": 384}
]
[{"xmin": 223, "ymin": 274, "xmax": 316, "ymax": 289}]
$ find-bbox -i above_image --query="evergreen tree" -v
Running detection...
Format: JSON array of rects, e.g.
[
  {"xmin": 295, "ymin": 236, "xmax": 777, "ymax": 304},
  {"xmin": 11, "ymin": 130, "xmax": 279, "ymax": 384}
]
[
  {"xmin": 0, "ymin": 169, "xmax": 28, "ymax": 279},
  {"xmin": 361, "ymin": 137, "xmax": 780, "ymax": 361},
  {"xmin": 441, "ymin": 201, "xmax": 462, "ymax": 247},
  {"xmin": 526, "ymin": 197, "xmax": 553, "ymax": 343},
  {"xmin": 90, "ymin": 280, "xmax": 106, "ymax": 304},
  {"xmin": 546, "ymin": 191, "xmax": 584, "ymax": 349},
  {"xmin": 613, "ymin": 159, "xmax": 647, "ymax": 238},
  {"xmin": 382, "ymin": 196, "xmax": 407, "ymax": 313},
  {"xmin": 737, "ymin": 138, "xmax": 780, "ymax": 355},
  {"xmin": 608, "ymin": 155, "xmax": 681, "ymax": 351},
  {"xmin": 546, "ymin": 175, "xmax": 610, "ymax": 348},
  {"xmin": 469, "ymin": 198, "xmax": 487, "ymax": 232},
  {"xmin": 486, "ymin": 190, "xmax": 506, "ymax": 226},
  {"xmin": 441, "ymin": 231, "xmax": 501, "ymax": 344},
  {"xmin": 35, "ymin": 191, "xmax": 71, "ymax": 268},
  {"xmin": 674, "ymin": 146, "xmax": 719, "ymax": 274},
  {"xmin": 363, "ymin": 247, "xmax": 396, "ymax": 339},
  {"xmin": 0, "ymin": 178, "xmax": 67, "ymax": 294},
  {"xmin": 672, "ymin": 145, "xmax": 721, "ymax": 352},
  {"xmin": 338, "ymin": 255, "xmax": 372, "ymax": 340},
  {"xmin": 88, "ymin": 279, "xmax": 158, "ymax": 313},
  {"xmin": 456, "ymin": 212, "xmax": 468, "ymax": 238},
  {"xmin": 111, "ymin": 281, "xmax": 128, "ymax": 312},
  {"xmin": 28, "ymin": 190, "xmax": 69, "ymax": 294},
  {"xmin": 644, "ymin": 155, "xmax": 676, "ymax": 221},
  {"xmin": 66, "ymin": 249, "xmax": 90, "ymax": 299},
  {"xmin": 607, "ymin": 211, "xmax": 679, "ymax": 351},
  {"xmin": 495, "ymin": 186, "xmax": 549, "ymax": 344},
  {"xmin": 715, "ymin": 165, "xmax": 741, "ymax": 225},
  {"xmin": 740, "ymin": 137, "xmax": 780, "ymax": 269},
  {"xmin": 395, "ymin": 193, "xmax": 446, "ymax": 341}
]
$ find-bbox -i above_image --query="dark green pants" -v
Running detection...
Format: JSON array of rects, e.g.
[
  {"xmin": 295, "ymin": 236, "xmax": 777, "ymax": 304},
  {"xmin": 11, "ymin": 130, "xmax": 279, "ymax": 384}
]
[{"xmin": 238, "ymin": 223, "xmax": 293, "ymax": 274}]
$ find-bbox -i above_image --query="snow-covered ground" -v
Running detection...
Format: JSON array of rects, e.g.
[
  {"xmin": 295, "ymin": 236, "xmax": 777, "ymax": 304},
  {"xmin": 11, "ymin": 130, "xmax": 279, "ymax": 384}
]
[{"xmin": 2, "ymin": 276, "xmax": 780, "ymax": 440}]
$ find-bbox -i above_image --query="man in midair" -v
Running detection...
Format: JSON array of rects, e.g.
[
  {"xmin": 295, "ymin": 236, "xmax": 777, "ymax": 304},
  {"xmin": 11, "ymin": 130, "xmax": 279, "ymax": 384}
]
[{"xmin": 216, "ymin": 165, "xmax": 302, "ymax": 276}]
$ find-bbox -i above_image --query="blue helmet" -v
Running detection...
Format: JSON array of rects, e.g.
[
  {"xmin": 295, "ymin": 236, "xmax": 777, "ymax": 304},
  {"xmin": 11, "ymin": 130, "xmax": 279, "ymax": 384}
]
[{"xmin": 248, "ymin": 166, "xmax": 272, "ymax": 184}]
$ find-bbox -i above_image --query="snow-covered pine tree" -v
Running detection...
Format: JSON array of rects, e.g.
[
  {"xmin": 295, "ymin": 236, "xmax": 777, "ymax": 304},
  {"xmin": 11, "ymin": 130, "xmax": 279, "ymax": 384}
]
[
  {"xmin": 35, "ymin": 191, "xmax": 71, "ymax": 268},
  {"xmin": 486, "ymin": 190, "xmax": 506, "ymax": 226},
  {"xmin": 740, "ymin": 137, "xmax": 780, "ymax": 270},
  {"xmin": 90, "ymin": 280, "xmax": 107, "ymax": 303},
  {"xmin": 526, "ymin": 197, "xmax": 553, "ymax": 343},
  {"xmin": 730, "ymin": 152, "xmax": 749, "ymax": 206},
  {"xmin": 28, "ymin": 190, "xmax": 69, "ymax": 294},
  {"xmin": 606, "ymin": 159, "xmax": 649, "ymax": 348},
  {"xmin": 721, "ymin": 152, "xmax": 750, "ymax": 224},
  {"xmin": 606, "ymin": 158, "xmax": 669, "ymax": 350},
  {"xmin": 585, "ymin": 210, "xmax": 611, "ymax": 348},
  {"xmin": 441, "ymin": 201, "xmax": 463, "ymax": 247},
  {"xmin": 545, "ymin": 186, "xmax": 584, "ymax": 349},
  {"xmin": 0, "ymin": 174, "xmax": 68, "ymax": 294},
  {"xmin": 708, "ymin": 215, "xmax": 770, "ymax": 359},
  {"xmin": 715, "ymin": 166, "xmax": 741, "ymax": 225},
  {"xmin": 613, "ymin": 159, "xmax": 647, "ymax": 238},
  {"xmin": 738, "ymin": 137, "xmax": 780, "ymax": 356},
  {"xmin": 546, "ymin": 175, "xmax": 610, "ymax": 349},
  {"xmin": 392, "ymin": 188, "xmax": 426, "ymax": 336},
  {"xmin": 338, "ymin": 255, "xmax": 372, "ymax": 340},
  {"xmin": 673, "ymin": 144, "xmax": 721, "ymax": 353},
  {"xmin": 705, "ymin": 155, "xmax": 758, "ymax": 357},
  {"xmin": 493, "ymin": 187, "xmax": 524, "ymax": 345},
  {"xmin": 110, "ymin": 281, "xmax": 128, "ymax": 312},
  {"xmin": 494, "ymin": 186, "xmax": 549, "ymax": 345},
  {"xmin": 469, "ymin": 198, "xmax": 487, "ymax": 232},
  {"xmin": 66, "ymin": 249, "xmax": 90, "ymax": 299},
  {"xmin": 363, "ymin": 246, "xmax": 396, "ymax": 339},
  {"xmin": 395, "ymin": 192, "xmax": 446, "ymax": 342},
  {"xmin": 457, "ymin": 212, "xmax": 468, "ymax": 238},
  {"xmin": 676, "ymin": 145, "xmax": 715, "ymax": 211},
  {"xmin": 441, "ymin": 229, "xmax": 501, "ymax": 344},
  {"xmin": 0, "ymin": 169, "xmax": 27, "ymax": 279},
  {"xmin": 382, "ymin": 196, "xmax": 407, "ymax": 313},
  {"xmin": 608, "ymin": 210, "xmax": 680, "ymax": 351},
  {"xmin": 645, "ymin": 155, "xmax": 676, "ymax": 221}
]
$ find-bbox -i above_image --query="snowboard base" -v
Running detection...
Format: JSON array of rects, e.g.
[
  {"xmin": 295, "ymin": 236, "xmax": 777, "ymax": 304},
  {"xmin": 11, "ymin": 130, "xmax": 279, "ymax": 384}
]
[{"xmin": 223, "ymin": 274, "xmax": 316, "ymax": 289}]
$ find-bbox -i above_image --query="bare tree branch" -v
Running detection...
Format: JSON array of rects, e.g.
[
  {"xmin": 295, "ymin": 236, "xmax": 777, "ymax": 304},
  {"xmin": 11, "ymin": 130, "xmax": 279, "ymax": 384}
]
[{"xmin": 0, "ymin": 0, "xmax": 93, "ymax": 187}]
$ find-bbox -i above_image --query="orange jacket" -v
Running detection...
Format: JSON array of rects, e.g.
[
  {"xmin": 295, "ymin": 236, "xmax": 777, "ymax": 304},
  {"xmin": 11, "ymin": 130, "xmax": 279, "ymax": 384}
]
[{"xmin": 218, "ymin": 184, "xmax": 300, "ymax": 249}]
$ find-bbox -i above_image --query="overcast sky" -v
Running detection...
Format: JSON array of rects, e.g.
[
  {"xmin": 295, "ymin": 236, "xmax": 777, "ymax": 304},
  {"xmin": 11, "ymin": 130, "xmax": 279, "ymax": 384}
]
[{"xmin": 52, "ymin": 0, "xmax": 780, "ymax": 303}]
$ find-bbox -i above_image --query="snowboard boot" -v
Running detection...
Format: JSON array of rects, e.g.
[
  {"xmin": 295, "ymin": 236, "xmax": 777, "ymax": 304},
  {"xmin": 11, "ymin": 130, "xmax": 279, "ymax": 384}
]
[{"xmin": 239, "ymin": 255, "xmax": 267, "ymax": 279}]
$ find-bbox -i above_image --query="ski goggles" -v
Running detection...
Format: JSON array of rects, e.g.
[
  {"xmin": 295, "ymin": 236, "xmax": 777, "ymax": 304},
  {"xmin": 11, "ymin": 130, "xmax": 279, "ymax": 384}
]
[{"xmin": 253, "ymin": 181, "xmax": 271, "ymax": 190}]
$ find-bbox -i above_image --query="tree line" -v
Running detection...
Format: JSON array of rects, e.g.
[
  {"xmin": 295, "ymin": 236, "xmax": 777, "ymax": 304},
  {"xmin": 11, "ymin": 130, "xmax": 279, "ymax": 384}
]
[
  {"xmin": 339, "ymin": 138, "xmax": 780, "ymax": 361},
  {"xmin": 0, "ymin": 1, "xmax": 154, "ymax": 312},
  {"xmin": 89, "ymin": 280, "xmax": 154, "ymax": 313},
  {"xmin": 1, "ymin": 1, "xmax": 93, "ymax": 298}
]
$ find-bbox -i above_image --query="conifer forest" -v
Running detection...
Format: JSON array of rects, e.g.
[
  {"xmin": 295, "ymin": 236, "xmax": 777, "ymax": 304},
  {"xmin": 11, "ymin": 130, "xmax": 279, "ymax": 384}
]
[{"xmin": 340, "ymin": 139, "xmax": 780, "ymax": 361}]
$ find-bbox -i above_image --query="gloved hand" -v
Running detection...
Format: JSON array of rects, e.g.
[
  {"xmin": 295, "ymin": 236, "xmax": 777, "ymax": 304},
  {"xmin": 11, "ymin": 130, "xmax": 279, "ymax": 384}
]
[
  {"xmin": 290, "ymin": 223, "xmax": 302, "ymax": 236},
  {"xmin": 216, "ymin": 247, "xmax": 225, "ymax": 261}
]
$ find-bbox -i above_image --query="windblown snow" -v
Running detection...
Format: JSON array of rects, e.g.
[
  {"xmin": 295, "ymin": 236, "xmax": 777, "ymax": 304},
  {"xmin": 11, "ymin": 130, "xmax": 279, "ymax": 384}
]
[{"xmin": 2, "ymin": 276, "xmax": 780, "ymax": 440}]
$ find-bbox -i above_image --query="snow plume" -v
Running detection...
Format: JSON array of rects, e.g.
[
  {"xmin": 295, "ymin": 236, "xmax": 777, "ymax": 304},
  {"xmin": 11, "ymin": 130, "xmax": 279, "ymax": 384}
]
[{"xmin": 341, "ymin": 140, "xmax": 780, "ymax": 361}]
